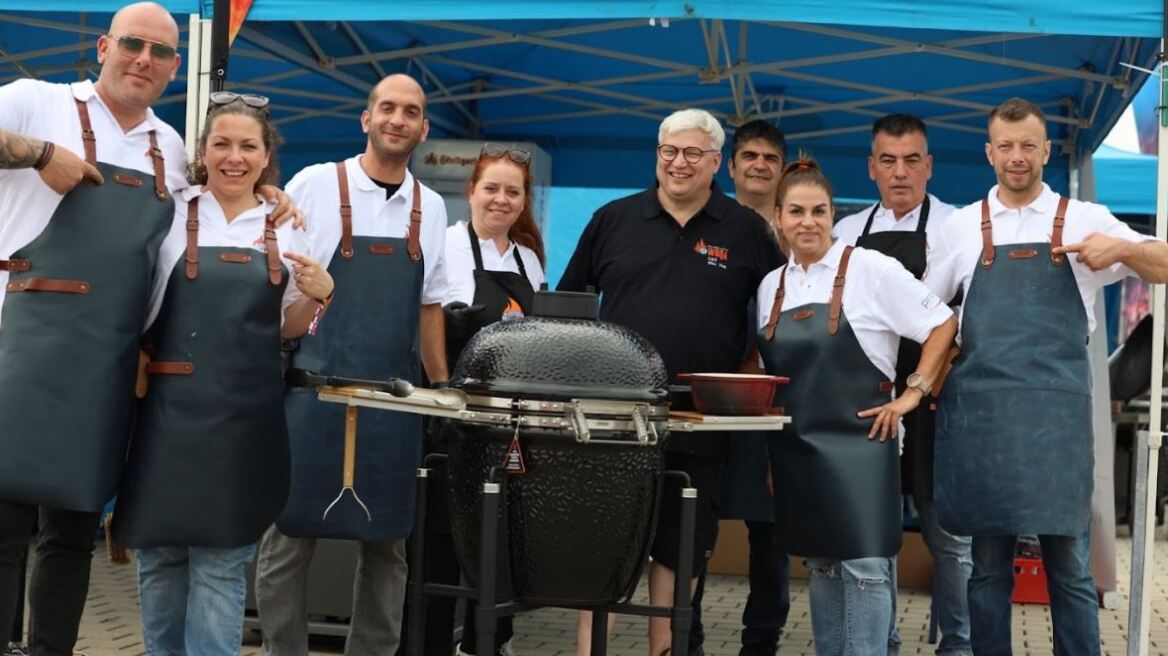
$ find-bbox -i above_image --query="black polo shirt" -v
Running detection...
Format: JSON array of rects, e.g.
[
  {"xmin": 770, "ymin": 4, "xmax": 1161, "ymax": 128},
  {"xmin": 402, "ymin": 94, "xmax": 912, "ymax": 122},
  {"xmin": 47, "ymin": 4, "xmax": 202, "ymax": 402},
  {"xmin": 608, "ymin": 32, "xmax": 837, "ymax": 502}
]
[{"xmin": 559, "ymin": 183, "xmax": 784, "ymax": 458}]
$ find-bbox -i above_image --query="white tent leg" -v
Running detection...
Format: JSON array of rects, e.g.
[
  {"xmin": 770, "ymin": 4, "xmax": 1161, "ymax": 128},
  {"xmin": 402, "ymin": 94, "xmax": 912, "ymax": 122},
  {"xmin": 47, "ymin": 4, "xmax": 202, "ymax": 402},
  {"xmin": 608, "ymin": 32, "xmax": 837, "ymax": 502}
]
[
  {"xmin": 1127, "ymin": 54, "xmax": 1167, "ymax": 656},
  {"xmin": 183, "ymin": 14, "xmax": 212, "ymax": 159}
]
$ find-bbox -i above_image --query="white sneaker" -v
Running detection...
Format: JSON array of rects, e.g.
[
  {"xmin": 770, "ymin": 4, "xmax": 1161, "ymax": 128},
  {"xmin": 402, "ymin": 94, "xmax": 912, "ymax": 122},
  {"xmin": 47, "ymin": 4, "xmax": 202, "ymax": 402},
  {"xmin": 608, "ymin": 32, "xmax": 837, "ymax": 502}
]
[{"xmin": 455, "ymin": 639, "xmax": 515, "ymax": 656}]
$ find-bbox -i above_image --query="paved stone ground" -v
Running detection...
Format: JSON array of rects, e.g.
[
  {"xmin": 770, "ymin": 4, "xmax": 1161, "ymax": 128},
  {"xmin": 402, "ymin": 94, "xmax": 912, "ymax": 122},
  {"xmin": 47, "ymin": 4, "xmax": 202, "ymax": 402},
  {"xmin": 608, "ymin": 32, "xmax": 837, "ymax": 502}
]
[{"xmin": 20, "ymin": 536, "xmax": 1168, "ymax": 655}]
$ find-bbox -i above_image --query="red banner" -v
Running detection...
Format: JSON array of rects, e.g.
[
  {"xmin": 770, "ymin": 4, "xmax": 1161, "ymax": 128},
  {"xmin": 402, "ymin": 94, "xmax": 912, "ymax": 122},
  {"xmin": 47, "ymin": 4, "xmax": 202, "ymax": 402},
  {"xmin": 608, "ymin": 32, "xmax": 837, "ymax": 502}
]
[{"xmin": 228, "ymin": 0, "xmax": 254, "ymax": 46}]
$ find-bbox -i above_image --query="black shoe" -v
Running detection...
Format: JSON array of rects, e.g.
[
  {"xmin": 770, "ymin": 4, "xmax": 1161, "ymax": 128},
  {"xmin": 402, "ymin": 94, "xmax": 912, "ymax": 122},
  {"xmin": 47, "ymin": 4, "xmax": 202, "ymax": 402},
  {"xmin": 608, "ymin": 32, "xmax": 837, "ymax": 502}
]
[{"xmin": 739, "ymin": 643, "xmax": 777, "ymax": 656}]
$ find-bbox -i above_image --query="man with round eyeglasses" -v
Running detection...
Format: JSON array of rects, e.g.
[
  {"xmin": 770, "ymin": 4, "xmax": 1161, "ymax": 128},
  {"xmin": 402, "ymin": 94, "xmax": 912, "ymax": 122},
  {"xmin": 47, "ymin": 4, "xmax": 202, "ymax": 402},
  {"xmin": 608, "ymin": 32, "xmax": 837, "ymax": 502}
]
[
  {"xmin": 0, "ymin": 4, "xmax": 298, "ymax": 654},
  {"xmin": 560, "ymin": 108, "xmax": 782, "ymax": 656}
]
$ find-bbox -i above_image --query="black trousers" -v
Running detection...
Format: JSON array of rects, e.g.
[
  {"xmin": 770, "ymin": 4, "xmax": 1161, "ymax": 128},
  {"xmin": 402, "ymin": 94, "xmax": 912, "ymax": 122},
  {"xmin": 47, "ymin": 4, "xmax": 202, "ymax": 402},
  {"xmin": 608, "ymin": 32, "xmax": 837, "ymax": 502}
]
[{"xmin": 0, "ymin": 501, "xmax": 99, "ymax": 656}]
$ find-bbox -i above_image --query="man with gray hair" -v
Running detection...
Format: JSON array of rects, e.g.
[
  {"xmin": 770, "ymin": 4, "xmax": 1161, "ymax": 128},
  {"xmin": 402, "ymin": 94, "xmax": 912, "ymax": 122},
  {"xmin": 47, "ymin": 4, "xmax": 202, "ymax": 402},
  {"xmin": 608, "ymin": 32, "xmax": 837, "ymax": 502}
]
[{"xmin": 560, "ymin": 108, "xmax": 782, "ymax": 655}]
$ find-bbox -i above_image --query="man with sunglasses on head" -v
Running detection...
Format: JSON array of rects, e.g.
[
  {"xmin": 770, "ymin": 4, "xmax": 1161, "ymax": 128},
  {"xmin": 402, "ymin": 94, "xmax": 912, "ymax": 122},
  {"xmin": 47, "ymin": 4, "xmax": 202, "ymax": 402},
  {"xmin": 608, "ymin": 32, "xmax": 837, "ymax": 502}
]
[
  {"xmin": 832, "ymin": 114, "xmax": 970, "ymax": 656},
  {"xmin": 0, "ymin": 5, "xmax": 300, "ymax": 654},
  {"xmin": 255, "ymin": 72, "xmax": 451, "ymax": 656},
  {"xmin": 560, "ymin": 108, "xmax": 782, "ymax": 656}
]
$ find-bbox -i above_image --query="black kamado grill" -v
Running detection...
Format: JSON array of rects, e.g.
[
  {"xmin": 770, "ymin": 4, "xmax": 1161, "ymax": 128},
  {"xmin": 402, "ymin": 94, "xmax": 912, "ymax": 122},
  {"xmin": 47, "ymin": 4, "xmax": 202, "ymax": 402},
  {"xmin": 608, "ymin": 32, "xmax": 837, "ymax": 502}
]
[{"xmin": 311, "ymin": 290, "xmax": 789, "ymax": 655}]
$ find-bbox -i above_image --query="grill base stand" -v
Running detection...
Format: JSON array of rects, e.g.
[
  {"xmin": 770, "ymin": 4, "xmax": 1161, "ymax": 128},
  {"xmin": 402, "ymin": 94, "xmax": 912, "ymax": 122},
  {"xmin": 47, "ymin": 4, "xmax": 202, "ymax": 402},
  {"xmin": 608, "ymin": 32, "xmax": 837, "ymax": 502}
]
[{"xmin": 406, "ymin": 456, "xmax": 696, "ymax": 656}]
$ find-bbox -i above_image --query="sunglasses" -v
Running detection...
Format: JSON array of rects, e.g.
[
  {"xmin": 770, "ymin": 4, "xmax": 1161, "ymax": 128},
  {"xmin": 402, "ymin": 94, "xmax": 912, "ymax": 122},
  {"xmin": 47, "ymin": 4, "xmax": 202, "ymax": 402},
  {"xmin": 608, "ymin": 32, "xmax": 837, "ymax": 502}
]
[
  {"xmin": 109, "ymin": 34, "xmax": 177, "ymax": 61},
  {"xmin": 481, "ymin": 143, "xmax": 531, "ymax": 165},
  {"xmin": 209, "ymin": 91, "xmax": 271, "ymax": 111}
]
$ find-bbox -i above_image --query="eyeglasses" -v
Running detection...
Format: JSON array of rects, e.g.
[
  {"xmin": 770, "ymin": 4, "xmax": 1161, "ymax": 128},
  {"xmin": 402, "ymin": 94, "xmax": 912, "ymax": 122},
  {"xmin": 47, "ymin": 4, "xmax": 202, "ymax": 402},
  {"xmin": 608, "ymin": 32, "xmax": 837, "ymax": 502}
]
[
  {"xmin": 481, "ymin": 143, "xmax": 531, "ymax": 164},
  {"xmin": 657, "ymin": 144, "xmax": 718, "ymax": 164},
  {"xmin": 108, "ymin": 34, "xmax": 177, "ymax": 62},
  {"xmin": 209, "ymin": 91, "xmax": 270, "ymax": 110}
]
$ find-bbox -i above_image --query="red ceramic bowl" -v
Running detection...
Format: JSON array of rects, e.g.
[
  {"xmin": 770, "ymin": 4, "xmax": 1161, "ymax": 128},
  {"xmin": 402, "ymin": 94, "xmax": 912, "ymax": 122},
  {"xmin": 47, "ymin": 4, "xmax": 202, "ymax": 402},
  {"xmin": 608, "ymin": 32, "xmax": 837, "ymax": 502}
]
[{"xmin": 676, "ymin": 373, "xmax": 790, "ymax": 416}]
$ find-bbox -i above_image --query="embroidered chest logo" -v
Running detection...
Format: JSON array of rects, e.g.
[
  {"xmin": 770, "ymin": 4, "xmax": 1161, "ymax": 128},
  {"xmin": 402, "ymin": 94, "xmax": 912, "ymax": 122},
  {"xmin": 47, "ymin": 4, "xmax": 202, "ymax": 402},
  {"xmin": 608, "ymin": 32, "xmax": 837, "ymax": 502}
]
[
  {"xmin": 693, "ymin": 238, "xmax": 730, "ymax": 269},
  {"xmin": 501, "ymin": 297, "xmax": 525, "ymax": 321}
]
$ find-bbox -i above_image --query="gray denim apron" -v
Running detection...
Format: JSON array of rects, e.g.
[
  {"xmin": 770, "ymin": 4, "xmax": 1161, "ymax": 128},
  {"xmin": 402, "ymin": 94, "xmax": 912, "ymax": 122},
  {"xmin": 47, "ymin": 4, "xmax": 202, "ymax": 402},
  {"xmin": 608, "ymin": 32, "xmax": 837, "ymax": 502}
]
[
  {"xmin": 934, "ymin": 196, "xmax": 1092, "ymax": 537},
  {"xmin": 758, "ymin": 246, "xmax": 902, "ymax": 559},
  {"xmin": 114, "ymin": 196, "xmax": 289, "ymax": 548},
  {"xmin": 0, "ymin": 99, "xmax": 174, "ymax": 512},
  {"xmin": 278, "ymin": 162, "xmax": 424, "ymax": 540}
]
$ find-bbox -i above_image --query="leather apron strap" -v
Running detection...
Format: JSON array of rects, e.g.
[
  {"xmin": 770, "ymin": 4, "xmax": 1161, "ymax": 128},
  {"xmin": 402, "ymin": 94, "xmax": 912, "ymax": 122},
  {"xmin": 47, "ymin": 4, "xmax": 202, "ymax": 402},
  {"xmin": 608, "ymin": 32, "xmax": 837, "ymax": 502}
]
[
  {"xmin": 981, "ymin": 195, "xmax": 1070, "ymax": 269},
  {"xmin": 146, "ymin": 131, "xmax": 168, "ymax": 201},
  {"xmin": 407, "ymin": 177, "xmax": 422, "ymax": 261},
  {"xmin": 185, "ymin": 195, "xmax": 282, "ymax": 285},
  {"xmin": 1051, "ymin": 196, "xmax": 1069, "ymax": 265},
  {"xmin": 337, "ymin": 161, "xmax": 354, "ymax": 259},
  {"xmin": 264, "ymin": 217, "xmax": 282, "ymax": 285},
  {"xmin": 762, "ymin": 265, "xmax": 788, "ymax": 341},
  {"xmin": 75, "ymin": 98, "xmax": 167, "ymax": 201},
  {"xmin": 185, "ymin": 198, "xmax": 199, "ymax": 279},
  {"xmin": 827, "ymin": 245, "xmax": 854, "ymax": 335},
  {"xmin": 979, "ymin": 200, "xmax": 995, "ymax": 269},
  {"xmin": 74, "ymin": 99, "xmax": 97, "ymax": 167}
]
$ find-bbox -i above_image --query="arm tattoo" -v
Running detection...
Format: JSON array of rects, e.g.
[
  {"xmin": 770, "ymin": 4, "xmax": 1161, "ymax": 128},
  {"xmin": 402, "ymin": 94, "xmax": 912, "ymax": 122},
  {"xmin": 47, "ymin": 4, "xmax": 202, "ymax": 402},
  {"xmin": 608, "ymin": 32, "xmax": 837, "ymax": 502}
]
[{"xmin": 0, "ymin": 129, "xmax": 45, "ymax": 169}]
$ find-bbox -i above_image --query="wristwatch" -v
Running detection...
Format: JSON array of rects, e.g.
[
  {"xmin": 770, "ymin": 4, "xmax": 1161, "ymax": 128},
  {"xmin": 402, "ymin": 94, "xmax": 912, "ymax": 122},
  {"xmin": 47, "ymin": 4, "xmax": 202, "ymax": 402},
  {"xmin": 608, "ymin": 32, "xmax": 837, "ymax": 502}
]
[{"xmin": 905, "ymin": 372, "xmax": 933, "ymax": 396}]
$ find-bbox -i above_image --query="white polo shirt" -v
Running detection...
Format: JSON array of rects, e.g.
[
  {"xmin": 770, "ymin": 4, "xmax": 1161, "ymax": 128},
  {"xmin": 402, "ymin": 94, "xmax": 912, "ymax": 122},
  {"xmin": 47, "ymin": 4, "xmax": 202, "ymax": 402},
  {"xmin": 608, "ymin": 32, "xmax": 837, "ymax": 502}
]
[
  {"xmin": 145, "ymin": 187, "xmax": 307, "ymax": 330},
  {"xmin": 833, "ymin": 193, "xmax": 956, "ymax": 247},
  {"xmin": 756, "ymin": 239, "xmax": 953, "ymax": 382},
  {"xmin": 285, "ymin": 156, "xmax": 449, "ymax": 305},
  {"xmin": 443, "ymin": 220, "xmax": 546, "ymax": 306},
  {"xmin": 0, "ymin": 79, "xmax": 188, "ymax": 327},
  {"xmin": 925, "ymin": 183, "xmax": 1155, "ymax": 335}
]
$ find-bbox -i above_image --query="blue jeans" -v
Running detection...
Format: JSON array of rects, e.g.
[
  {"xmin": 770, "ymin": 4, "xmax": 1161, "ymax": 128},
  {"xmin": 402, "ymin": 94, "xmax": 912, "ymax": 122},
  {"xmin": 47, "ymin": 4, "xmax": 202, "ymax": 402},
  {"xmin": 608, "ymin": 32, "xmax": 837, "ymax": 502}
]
[
  {"xmin": 968, "ymin": 530, "xmax": 1100, "ymax": 656},
  {"xmin": 918, "ymin": 498, "xmax": 973, "ymax": 655},
  {"xmin": 806, "ymin": 556, "xmax": 892, "ymax": 656},
  {"xmin": 137, "ymin": 544, "xmax": 258, "ymax": 656}
]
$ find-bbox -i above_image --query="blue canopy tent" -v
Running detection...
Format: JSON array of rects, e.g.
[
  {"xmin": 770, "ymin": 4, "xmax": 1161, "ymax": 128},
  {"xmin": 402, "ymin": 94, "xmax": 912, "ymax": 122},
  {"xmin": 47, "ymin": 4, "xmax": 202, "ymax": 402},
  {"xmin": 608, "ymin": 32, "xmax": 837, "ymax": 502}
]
[
  {"xmin": 1097, "ymin": 143, "xmax": 1160, "ymax": 216},
  {"xmin": 1, "ymin": 2, "xmax": 1165, "ymax": 652}
]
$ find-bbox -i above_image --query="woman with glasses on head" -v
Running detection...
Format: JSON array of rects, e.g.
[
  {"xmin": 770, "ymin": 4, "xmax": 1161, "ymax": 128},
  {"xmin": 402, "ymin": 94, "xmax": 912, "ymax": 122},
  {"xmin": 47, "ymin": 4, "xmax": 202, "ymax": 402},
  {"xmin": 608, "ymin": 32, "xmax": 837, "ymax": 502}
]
[
  {"xmin": 111, "ymin": 92, "xmax": 333, "ymax": 656},
  {"xmin": 403, "ymin": 143, "xmax": 545, "ymax": 656},
  {"xmin": 755, "ymin": 157, "xmax": 955, "ymax": 656}
]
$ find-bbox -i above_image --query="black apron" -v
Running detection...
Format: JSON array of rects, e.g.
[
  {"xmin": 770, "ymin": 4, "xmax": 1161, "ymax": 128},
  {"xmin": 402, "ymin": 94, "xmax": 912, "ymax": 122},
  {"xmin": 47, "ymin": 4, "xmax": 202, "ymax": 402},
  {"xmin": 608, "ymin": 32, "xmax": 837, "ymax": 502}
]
[
  {"xmin": 853, "ymin": 198, "xmax": 934, "ymax": 500},
  {"xmin": 444, "ymin": 221, "xmax": 535, "ymax": 369},
  {"xmin": 758, "ymin": 246, "xmax": 902, "ymax": 559},
  {"xmin": 113, "ymin": 196, "xmax": 289, "ymax": 548},
  {"xmin": 717, "ymin": 298, "xmax": 773, "ymax": 522},
  {"xmin": 935, "ymin": 197, "xmax": 1092, "ymax": 537},
  {"xmin": 0, "ymin": 99, "xmax": 174, "ymax": 512},
  {"xmin": 278, "ymin": 162, "xmax": 425, "ymax": 541},
  {"xmin": 430, "ymin": 222, "xmax": 536, "ymax": 534}
]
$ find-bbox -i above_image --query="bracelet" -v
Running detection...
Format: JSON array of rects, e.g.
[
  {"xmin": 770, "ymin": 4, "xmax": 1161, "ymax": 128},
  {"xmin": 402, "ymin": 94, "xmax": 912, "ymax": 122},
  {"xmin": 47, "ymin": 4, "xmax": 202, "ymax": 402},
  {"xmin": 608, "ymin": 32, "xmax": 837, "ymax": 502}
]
[
  {"xmin": 33, "ymin": 141, "xmax": 54, "ymax": 171},
  {"xmin": 306, "ymin": 292, "xmax": 333, "ymax": 336}
]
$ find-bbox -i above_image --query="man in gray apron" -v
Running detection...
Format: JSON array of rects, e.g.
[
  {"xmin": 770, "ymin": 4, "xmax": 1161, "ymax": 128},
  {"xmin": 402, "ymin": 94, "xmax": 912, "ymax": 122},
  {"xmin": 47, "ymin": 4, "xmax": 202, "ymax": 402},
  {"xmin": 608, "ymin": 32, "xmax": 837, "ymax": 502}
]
[
  {"xmin": 926, "ymin": 97, "xmax": 1168, "ymax": 654},
  {"xmin": 834, "ymin": 114, "xmax": 971, "ymax": 656},
  {"xmin": 255, "ymin": 73, "xmax": 451, "ymax": 656},
  {"xmin": 0, "ymin": 5, "xmax": 185, "ymax": 654},
  {"xmin": 690, "ymin": 119, "xmax": 790, "ymax": 656}
]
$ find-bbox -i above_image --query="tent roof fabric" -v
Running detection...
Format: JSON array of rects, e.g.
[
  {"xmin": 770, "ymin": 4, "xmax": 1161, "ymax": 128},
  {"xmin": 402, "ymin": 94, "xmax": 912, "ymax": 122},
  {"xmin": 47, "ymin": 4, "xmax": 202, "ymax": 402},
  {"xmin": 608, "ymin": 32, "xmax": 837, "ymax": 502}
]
[
  {"xmin": 1095, "ymin": 143, "xmax": 1160, "ymax": 216},
  {"xmin": 0, "ymin": 2, "xmax": 1160, "ymax": 201}
]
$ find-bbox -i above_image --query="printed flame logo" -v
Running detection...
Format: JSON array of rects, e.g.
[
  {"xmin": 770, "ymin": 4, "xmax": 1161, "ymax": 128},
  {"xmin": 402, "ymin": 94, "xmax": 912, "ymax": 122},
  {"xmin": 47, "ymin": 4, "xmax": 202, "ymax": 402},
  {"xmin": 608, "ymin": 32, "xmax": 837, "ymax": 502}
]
[
  {"xmin": 693, "ymin": 238, "xmax": 709, "ymax": 255},
  {"xmin": 501, "ymin": 297, "xmax": 524, "ymax": 321}
]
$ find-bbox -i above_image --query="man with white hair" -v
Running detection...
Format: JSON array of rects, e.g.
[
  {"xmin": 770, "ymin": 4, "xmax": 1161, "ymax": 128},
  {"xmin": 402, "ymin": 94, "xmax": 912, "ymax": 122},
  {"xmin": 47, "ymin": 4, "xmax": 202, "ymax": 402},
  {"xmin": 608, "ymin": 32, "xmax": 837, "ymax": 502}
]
[{"xmin": 560, "ymin": 108, "xmax": 782, "ymax": 655}]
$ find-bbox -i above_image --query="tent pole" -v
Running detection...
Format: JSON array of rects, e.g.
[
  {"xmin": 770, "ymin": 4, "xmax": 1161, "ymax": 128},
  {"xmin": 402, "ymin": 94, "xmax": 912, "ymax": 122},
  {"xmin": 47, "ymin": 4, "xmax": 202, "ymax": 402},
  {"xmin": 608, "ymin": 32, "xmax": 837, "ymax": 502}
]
[
  {"xmin": 1126, "ymin": 19, "xmax": 1168, "ymax": 655},
  {"xmin": 207, "ymin": 0, "xmax": 228, "ymax": 92}
]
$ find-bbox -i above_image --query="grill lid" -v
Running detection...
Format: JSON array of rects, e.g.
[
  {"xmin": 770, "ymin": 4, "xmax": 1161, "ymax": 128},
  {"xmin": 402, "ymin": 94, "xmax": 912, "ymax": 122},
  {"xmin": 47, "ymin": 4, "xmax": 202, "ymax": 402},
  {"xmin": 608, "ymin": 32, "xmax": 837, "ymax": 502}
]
[{"xmin": 454, "ymin": 290, "xmax": 668, "ymax": 403}]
